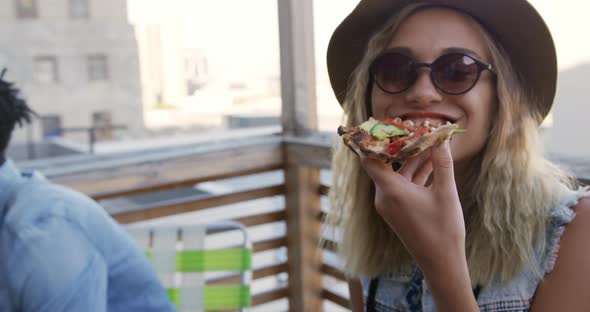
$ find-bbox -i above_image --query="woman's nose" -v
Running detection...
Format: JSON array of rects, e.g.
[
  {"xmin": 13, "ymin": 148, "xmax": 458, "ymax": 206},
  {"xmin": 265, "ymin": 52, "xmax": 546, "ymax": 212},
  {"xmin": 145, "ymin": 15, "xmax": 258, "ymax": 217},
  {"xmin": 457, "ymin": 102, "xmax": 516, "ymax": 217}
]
[{"xmin": 404, "ymin": 70, "xmax": 442, "ymax": 107}]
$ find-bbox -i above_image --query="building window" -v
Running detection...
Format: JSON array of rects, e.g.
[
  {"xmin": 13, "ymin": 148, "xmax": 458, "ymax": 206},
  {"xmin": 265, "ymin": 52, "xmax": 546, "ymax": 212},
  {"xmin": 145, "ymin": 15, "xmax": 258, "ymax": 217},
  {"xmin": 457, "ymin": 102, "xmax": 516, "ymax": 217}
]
[
  {"xmin": 40, "ymin": 115, "xmax": 63, "ymax": 139},
  {"xmin": 69, "ymin": 0, "xmax": 89, "ymax": 19},
  {"xmin": 34, "ymin": 56, "xmax": 59, "ymax": 84},
  {"xmin": 87, "ymin": 54, "xmax": 109, "ymax": 81},
  {"xmin": 15, "ymin": 0, "xmax": 38, "ymax": 19}
]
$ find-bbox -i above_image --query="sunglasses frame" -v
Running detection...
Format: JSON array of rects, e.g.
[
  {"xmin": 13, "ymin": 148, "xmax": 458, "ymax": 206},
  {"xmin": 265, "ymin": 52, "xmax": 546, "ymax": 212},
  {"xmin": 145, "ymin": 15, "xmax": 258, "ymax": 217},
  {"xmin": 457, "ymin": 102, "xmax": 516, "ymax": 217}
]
[{"xmin": 369, "ymin": 52, "xmax": 496, "ymax": 95}]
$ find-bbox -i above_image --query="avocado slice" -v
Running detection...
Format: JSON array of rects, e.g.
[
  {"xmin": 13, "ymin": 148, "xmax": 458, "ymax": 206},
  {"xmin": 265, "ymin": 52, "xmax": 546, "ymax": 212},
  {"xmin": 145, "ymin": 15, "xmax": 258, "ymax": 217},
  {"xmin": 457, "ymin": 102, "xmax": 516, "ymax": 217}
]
[
  {"xmin": 370, "ymin": 124, "xmax": 409, "ymax": 139},
  {"xmin": 359, "ymin": 118, "xmax": 379, "ymax": 133}
]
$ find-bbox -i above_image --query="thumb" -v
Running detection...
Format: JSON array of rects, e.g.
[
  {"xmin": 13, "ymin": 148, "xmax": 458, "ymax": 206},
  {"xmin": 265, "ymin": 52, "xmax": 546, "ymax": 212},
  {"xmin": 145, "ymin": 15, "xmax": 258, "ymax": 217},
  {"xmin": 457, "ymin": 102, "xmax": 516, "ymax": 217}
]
[{"xmin": 431, "ymin": 140, "xmax": 455, "ymax": 188}]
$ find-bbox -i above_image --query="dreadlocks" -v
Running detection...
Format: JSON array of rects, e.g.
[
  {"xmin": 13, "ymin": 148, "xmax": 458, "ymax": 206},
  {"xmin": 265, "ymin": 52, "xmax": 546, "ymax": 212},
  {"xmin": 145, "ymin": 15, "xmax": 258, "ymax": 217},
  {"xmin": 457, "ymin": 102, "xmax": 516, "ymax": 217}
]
[{"xmin": 0, "ymin": 69, "xmax": 36, "ymax": 159}]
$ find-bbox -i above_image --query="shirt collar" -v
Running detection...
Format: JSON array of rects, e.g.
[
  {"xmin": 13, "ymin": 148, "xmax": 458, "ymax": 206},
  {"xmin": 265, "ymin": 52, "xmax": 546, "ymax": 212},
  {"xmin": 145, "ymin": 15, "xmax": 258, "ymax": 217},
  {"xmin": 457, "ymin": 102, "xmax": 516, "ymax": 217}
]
[{"xmin": 0, "ymin": 159, "xmax": 28, "ymax": 216}]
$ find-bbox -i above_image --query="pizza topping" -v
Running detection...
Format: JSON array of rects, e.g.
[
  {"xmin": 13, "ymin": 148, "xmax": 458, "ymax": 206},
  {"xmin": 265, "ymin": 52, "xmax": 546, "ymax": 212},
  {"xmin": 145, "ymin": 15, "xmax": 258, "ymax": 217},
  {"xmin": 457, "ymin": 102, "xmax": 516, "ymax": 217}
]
[
  {"xmin": 383, "ymin": 117, "xmax": 419, "ymax": 132},
  {"xmin": 359, "ymin": 118, "xmax": 379, "ymax": 133},
  {"xmin": 370, "ymin": 124, "xmax": 409, "ymax": 140},
  {"xmin": 409, "ymin": 126, "xmax": 431, "ymax": 139},
  {"xmin": 388, "ymin": 140, "xmax": 404, "ymax": 155},
  {"xmin": 418, "ymin": 127, "xmax": 432, "ymax": 137},
  {"xmin": 402, "ymin": 119, "xmax": 415, "ymax": 129}
]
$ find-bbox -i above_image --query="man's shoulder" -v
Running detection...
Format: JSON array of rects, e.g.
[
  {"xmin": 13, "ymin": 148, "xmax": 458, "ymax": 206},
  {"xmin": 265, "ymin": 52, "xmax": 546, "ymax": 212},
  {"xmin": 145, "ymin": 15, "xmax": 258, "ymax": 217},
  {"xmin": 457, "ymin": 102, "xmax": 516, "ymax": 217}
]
[{"xmin": 3, "ymin": 177, "xmax": 106, "ymax": 238}]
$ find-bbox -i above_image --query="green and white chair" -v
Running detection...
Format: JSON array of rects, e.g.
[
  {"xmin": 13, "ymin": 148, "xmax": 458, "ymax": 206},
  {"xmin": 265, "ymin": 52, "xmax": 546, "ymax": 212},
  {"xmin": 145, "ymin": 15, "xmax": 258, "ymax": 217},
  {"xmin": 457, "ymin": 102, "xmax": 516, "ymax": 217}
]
[{"xmin": 127, "ymin": 221, "xmax": 252, "ymax": 311}]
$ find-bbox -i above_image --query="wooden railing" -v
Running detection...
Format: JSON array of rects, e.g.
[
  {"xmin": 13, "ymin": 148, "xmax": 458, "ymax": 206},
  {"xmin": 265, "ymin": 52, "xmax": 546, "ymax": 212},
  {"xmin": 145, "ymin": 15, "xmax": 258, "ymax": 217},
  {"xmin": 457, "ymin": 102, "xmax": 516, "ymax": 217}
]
[
  {"xmin": 21, "ymin": 132, "xmax": 350, "ymax": 311},
  {"xmin": 21, "ymin": 131, "xmax": 590, "ymax": 311}
]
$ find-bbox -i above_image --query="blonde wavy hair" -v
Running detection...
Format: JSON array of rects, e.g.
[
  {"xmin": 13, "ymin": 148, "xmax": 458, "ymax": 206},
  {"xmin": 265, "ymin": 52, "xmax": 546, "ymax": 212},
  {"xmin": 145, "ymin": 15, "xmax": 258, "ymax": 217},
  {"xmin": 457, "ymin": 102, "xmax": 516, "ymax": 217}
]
[{"xmin": 326, "ymin": 3, "xmax": 575, "ymax": 286}]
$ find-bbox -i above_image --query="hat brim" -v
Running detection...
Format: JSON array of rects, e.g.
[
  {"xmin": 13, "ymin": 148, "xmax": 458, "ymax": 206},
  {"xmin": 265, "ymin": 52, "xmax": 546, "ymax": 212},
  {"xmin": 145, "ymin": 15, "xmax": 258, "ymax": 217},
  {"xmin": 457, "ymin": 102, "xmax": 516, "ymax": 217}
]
[{"xmin": 327, "ymin": 0, "xmax": 557, "ymax": 120}]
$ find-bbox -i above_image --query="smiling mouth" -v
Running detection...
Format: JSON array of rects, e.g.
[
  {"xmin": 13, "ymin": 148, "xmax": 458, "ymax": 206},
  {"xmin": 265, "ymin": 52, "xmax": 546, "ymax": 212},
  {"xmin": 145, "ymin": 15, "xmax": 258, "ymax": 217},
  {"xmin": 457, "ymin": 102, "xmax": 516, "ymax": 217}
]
[
  {"xmin": 405, "ymin": 117, "xmax": 449, "ymax": 128},
  {"xmin": 396, "ymin": 113, "xmax": 458, "ymax": 128}
]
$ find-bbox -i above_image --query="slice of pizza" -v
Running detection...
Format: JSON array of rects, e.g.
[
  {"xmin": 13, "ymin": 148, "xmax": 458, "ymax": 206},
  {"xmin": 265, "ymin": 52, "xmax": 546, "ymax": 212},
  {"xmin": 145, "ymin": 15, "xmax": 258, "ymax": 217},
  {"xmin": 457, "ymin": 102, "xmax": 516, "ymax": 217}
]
[{"xmin": 337, "ymin": 117, "xmax": 463, "ymax": 163}]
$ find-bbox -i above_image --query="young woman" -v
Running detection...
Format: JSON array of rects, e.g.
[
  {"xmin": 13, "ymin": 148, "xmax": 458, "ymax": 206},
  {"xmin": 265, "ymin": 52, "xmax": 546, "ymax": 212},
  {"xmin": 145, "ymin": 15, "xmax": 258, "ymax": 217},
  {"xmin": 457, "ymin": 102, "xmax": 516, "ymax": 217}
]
[{"xmin": 326, "ymin": 1, "xmax": 590, "ymax": 311}]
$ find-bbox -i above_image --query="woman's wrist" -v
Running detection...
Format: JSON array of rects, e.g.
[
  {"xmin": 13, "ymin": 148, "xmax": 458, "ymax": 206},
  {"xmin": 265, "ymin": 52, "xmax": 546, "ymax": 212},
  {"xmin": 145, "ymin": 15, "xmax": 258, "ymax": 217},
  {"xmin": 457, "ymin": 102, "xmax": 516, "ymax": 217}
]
[{"xmin": 420, "ymin": 252, "xmax": 479, "ymax": 311}]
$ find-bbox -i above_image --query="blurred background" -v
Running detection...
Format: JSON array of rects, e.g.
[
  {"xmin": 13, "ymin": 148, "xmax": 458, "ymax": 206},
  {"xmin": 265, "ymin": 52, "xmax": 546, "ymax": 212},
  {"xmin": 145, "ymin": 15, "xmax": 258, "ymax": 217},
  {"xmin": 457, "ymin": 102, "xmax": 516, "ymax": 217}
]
[
  {"xmin": 1, "ymin": 1, "xmax": 588, "ymax": 311},
  {"xmin": 2, "ymin": 0, "xmax": 589, "ymax": 160}
]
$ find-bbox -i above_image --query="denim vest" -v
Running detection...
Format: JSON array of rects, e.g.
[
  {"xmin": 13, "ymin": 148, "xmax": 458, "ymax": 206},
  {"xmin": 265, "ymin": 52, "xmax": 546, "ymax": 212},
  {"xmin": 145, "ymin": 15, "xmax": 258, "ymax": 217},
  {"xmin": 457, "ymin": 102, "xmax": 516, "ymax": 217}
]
[{"xmin": 360, "ymin": 186, "xmax": 590, "ymax": 312}]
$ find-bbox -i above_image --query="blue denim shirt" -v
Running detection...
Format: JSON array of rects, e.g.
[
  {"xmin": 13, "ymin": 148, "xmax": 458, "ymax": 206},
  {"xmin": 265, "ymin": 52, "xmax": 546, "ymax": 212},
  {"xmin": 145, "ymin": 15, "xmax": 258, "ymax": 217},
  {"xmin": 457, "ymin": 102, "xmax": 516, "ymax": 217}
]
[
  {"xmin": 0, "ymin": 160, "xmax": 177, "ymax": 311},
  {"xmin": 360, "ymin": 186, "xmax": 590, "ymax": 312}
]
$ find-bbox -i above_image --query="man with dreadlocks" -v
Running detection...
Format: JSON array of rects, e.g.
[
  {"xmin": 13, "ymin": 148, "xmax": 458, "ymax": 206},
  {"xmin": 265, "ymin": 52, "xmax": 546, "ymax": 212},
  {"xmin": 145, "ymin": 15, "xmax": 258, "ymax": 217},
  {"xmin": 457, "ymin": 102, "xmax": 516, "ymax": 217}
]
[{"xmin": 0, "ymin": 71, "xmax": 176, "ymax": 311}]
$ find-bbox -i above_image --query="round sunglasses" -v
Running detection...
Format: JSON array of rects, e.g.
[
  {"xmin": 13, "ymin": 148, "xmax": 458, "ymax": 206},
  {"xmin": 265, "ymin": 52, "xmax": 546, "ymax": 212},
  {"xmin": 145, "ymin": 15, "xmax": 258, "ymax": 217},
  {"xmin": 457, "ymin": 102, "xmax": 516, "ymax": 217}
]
[{"xmin": 369, "ymin": 52, "xmax": 496, "ymax": 95}]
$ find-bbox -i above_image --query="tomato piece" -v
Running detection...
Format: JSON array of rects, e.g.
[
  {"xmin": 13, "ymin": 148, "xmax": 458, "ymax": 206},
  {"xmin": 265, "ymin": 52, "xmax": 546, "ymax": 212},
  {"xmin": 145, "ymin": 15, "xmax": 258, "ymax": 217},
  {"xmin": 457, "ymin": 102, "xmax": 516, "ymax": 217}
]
[
  {"xmin": 412, "ymin": 127, "xmax": 431, "ymax": 139},
  {"xmin": 388, "ymin": 140, "xmax": 404, "ymax": 155}
]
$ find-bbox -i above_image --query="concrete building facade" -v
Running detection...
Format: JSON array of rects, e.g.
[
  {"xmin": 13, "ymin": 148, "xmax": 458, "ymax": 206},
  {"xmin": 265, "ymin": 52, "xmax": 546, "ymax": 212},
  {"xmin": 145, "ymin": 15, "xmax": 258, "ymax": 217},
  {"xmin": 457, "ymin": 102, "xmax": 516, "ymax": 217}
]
[{"xmin": 0, "ymin": 0, "xmax": 144, "ymax": 145}]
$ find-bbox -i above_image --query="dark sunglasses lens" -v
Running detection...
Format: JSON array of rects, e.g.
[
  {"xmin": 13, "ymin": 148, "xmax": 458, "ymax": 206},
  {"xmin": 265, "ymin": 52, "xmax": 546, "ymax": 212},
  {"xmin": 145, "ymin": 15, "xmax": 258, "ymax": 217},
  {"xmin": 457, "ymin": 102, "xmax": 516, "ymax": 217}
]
[
  {"xmin": 371, "ymin": 53, "xmax": 415, "ymax": 93},
  {"xmin": 432, "ymin": 54, "xmax": 480, "ymax": 94}
]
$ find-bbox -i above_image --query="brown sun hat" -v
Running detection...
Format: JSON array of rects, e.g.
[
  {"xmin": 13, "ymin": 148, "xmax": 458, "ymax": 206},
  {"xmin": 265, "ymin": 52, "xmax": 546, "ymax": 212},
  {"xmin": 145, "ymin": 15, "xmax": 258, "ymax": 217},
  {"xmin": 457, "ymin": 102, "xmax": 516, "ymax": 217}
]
[{"xmin": 327, "ymin": 0, "xmax": 557, "ymax": 120}]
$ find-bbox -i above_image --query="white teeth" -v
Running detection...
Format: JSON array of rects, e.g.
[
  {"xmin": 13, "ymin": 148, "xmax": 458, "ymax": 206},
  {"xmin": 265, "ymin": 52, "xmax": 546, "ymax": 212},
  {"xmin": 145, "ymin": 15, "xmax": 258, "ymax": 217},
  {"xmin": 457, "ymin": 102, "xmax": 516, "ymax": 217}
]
[
  {"xmin": 424, "ymin": 120, "xmax": 430, "ymax": 127},
  {"xmin": 446, "ymin": 121, "xmax": 451, "ymax": 125}
]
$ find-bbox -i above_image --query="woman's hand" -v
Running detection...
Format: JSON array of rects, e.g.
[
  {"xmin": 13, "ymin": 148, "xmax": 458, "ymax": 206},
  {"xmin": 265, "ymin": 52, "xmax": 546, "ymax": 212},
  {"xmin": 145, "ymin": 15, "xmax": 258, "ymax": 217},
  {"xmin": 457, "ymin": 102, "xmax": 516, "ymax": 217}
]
[
  {"xmin": 361, "ymin": 140, "xmax": 478, "ymax": 311},
  {"xmin": 361, "ymin": 140, "xmax": 465, "ymax": 269}
]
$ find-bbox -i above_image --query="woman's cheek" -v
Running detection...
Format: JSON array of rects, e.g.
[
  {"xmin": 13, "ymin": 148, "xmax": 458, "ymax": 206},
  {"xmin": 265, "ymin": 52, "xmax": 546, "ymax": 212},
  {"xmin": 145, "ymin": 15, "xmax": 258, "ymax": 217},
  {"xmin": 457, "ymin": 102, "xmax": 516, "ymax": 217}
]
[
  {"xmin": 449, "ymin": 135, "xmax": 462, "ymax": 160},
  {"xmin": 448, "ymin": 132, "xmax": 475, "ymax": 163},
  {"xmin": 451, "ymin": 129, "xmax": 489, "ymax": 162}
]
